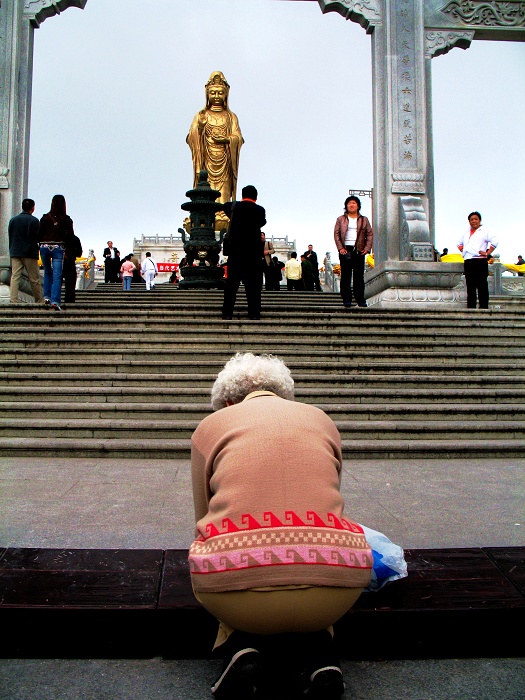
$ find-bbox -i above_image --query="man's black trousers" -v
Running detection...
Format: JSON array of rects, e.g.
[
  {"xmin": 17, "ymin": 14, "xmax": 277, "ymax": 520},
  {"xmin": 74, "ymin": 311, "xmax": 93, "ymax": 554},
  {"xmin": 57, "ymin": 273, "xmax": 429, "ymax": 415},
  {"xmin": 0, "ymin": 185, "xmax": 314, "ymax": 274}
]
[{"xmin": 222, "ymin": 265, "xmax": 263, "ymax": 318}]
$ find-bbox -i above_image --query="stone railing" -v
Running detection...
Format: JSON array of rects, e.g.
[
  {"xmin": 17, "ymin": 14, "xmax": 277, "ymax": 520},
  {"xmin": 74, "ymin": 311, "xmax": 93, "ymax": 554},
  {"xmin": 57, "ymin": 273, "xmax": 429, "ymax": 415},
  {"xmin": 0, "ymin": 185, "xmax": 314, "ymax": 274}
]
[
  {"xmin": 490, "ymin": 257, "xmax": 525, "ymax": 296},
  {"xmin": 323, "ymin": 253, "xmax": 525, "ymax": 301},
  {"xmin": 323, "ymin": 252, "xmax": 340, "ymax": 293}
]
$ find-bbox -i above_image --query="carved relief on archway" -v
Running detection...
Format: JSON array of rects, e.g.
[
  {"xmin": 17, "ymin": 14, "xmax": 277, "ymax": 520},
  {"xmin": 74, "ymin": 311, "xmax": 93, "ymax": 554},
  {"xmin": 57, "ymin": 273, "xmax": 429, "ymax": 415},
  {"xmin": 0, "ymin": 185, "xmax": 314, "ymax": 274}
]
[
  {"xmin": 23, "ymin": 0, "xmax": 87, "ymax": 27},
  {"xmin": 317, "ymin": 0, "xmax": 382, "ymax": 32},
  {"xmin": 440, "ymin": 1, "xmax": 525, "ymax": 27}
]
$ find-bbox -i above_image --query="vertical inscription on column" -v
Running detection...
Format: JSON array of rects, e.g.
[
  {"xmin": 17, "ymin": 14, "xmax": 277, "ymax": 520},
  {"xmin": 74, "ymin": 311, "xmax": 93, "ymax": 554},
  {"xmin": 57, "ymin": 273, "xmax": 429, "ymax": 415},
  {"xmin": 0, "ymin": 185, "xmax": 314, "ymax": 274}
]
[
  {"xmin": 391, "ymin": 0, "xmax": 425, "ymax": 194},
  {"xmin": 398, "ymin": 0, "xmax": 415, "ymax": 166}
]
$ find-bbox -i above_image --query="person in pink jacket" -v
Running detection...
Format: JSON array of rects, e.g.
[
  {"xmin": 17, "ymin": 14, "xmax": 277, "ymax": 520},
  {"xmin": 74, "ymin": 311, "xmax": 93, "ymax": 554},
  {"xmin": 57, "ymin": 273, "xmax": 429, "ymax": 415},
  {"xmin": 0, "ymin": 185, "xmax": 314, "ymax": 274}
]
[
  {"xmin": 120, "ymin": 255, "xmax": 136, "ymax": 291},
  {"xmin": 190, "ymin": 352, "xmax": 372, "ymax": 700}
]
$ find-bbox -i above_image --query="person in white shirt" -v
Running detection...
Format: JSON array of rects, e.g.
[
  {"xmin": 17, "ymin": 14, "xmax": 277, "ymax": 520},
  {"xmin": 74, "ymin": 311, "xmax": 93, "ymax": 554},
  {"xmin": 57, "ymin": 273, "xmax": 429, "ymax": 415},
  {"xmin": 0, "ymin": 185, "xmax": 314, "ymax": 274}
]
[
  {"xmin": 456, "ymin": 211, "xmax": 498, "ymax": 309},
  {"xmin": 141, "ymin": 251, "xmax": 158, "ymax": 290}
]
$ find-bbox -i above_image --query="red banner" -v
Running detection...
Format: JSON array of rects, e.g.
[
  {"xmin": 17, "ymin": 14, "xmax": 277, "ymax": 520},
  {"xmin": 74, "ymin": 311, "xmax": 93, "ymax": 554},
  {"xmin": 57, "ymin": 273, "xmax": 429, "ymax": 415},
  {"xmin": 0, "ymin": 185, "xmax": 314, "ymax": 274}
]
[{"xmin": 157, "ymin": 262, "xmax": 179, "ymax": 272}]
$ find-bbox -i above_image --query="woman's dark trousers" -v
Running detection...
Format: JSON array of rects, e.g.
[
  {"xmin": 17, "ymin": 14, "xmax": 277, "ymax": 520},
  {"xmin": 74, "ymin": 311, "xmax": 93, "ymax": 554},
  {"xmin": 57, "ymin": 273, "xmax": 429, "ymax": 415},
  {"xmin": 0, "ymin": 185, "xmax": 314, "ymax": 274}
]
[
  {"xmin": 339, "ymin": 249, "xmax": 366, "ymax": 305},
  {"xmin": 464, "ymin": 258, "xmax": 489, "ymax": 309}
]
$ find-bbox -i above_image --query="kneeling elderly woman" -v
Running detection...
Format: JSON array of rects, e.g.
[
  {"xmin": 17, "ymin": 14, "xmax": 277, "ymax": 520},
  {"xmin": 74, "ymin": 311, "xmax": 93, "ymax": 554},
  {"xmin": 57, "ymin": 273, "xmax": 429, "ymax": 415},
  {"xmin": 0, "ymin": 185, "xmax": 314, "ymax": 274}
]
[{"xmin": 189, "ymin": 353, "xmax": 372, "ymax": 700}]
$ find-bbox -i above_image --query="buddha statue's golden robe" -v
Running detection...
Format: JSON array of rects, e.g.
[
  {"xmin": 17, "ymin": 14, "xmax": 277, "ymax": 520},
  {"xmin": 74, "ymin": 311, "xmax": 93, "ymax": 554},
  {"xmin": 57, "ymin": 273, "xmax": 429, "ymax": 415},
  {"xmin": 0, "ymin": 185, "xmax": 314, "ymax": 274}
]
[{"xmin": 187, "ymin": 71, "xmax": 244, "ymax": 205}]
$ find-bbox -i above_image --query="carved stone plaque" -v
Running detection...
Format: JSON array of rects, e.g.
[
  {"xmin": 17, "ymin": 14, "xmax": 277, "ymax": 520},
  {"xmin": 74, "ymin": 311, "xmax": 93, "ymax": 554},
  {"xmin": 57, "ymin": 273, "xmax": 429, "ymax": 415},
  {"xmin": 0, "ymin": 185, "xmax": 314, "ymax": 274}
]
[{"xmin": 411, "ymin": 243, "xmax": 435, "ymax": 261}]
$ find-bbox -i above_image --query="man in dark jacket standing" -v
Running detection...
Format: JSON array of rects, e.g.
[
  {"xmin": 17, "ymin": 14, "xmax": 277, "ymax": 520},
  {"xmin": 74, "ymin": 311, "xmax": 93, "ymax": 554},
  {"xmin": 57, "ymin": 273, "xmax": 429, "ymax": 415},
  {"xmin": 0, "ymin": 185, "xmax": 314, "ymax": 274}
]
[
  {"xmin": 8, "ymin": 198, "xmax": 44, "ymax": 304},
  {"xmin": 221, "ymin": 185, "xmax": 266, "ymax": 320},
  {"xmin": 303, "ymin": 244, "xmax": 322, "ymax": 291}
]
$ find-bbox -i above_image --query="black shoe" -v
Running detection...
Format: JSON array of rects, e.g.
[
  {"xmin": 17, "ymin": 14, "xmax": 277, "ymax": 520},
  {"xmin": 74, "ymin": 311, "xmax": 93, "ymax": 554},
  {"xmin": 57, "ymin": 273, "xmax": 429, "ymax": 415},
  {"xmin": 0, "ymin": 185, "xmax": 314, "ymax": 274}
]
[
  {"xmin": 357, "ymin": 302, "xmax": 368, "ymax": 308},
  {"xmin": 248, "ymin": 315, "xmax": 260, "ymax": 320},
  {"xmin": 211, "ymin": 647, "xmax": 262, "ymax": 699},
  {"xmin": 222, "ymin": 315, "xmax": 233, "ymax": 320},
  {"xmin": 343, "ymin": 302, "xmax": 353, "ymax": 308},
  {"xmin": 304, "ymin": 667, "xmax": 345, "ymax": 699},
  {"xmin": 299, "ymin": 631, "xmax": 344, "ymax": 699}
]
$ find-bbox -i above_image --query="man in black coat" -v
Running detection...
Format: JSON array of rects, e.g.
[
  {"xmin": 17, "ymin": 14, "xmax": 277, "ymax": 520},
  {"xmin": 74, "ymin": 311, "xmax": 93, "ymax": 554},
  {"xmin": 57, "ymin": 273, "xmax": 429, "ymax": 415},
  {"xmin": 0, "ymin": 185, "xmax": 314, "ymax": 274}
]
[
  {"xmin": 103, "ymin": 241, "xmax": 120, "ymax": 283},
  {"xmin": 303, "ymin": 244, "xmax": 322, "ymax": 291},
  {"xmin": 221, "ymin": 185, "xmax": 266, "ymax": 320},
  {"xmin": 8, "ymin": 198, "xmax": 44, "ymax": 304}
]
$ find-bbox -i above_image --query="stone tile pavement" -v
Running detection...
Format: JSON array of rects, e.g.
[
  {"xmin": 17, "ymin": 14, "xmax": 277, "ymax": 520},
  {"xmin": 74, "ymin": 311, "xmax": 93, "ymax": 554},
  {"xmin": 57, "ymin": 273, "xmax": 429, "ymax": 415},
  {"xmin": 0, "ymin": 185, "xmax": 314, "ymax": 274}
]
[
  {"xmin": 1, "ymin": 456, "xmax": 524, "ymax": 700},
  {"xmin": 1, "ymin": 457, "xmax": 523, "ymax": 550}
]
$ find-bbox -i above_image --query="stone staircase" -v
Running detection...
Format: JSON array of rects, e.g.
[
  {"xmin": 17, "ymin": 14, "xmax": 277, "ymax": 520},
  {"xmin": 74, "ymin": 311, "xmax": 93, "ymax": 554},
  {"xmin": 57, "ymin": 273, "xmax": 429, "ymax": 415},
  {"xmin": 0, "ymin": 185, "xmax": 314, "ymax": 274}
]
[{"xmin": 1, "ymin": 283, "xmax": 525, "ymax": 458}]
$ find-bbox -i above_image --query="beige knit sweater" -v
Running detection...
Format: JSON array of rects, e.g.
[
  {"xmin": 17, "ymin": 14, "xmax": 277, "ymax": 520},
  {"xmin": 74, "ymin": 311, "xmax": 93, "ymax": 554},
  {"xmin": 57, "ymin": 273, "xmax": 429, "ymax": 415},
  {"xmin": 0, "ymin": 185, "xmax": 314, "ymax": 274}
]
[{"xmin": 189, "ymin": 392, "xmax": 372, "ymax": 593}]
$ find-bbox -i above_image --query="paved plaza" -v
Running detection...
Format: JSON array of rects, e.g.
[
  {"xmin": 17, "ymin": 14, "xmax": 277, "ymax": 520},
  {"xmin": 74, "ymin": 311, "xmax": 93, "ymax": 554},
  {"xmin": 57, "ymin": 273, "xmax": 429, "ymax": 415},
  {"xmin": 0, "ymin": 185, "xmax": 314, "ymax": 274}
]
[
  {"xmin": 1, "ymin": 456, "xmax": 523, "ymax": 551},
  {"xmin": 1, "ymin": 455, "xmax": 524, "ymax": 699}
]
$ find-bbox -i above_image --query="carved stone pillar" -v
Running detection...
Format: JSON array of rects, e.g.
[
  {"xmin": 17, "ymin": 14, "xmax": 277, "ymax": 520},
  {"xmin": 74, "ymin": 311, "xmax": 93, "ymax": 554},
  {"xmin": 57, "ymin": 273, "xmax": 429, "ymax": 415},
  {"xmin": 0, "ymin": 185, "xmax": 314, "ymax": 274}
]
[
  {"xmin": 319, "ymin": 0, "xmax": 470, "ymax": 306},
  {"xmin": 0, "ymin": 0, "xmax": 87, "ymax": 299}
]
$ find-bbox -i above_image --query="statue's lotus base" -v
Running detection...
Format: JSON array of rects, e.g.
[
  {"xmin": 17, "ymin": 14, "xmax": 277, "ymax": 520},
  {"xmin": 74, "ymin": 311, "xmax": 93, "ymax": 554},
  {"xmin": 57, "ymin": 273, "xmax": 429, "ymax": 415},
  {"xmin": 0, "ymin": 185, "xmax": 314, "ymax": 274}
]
[
  {"xmin": 178, "ymin": 265, "xmax": 225, "ymax": 290},
  {"xmin": 365, "ymin": 261, "xmax": 465, "ymax": 309}
]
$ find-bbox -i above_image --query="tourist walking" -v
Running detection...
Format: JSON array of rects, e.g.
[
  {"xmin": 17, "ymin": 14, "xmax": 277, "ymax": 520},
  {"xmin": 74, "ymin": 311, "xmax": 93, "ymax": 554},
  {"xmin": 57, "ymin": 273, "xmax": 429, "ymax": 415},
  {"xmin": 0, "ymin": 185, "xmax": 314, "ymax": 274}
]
[
  {"xmin": 221, "ymin": 185, "xmax": 266, "ymax": 320},
  {"xmin": 141, "ymin": 252, "xmax": 158, "ymax": 290},
  {"xmin": 62, "ymin": 229, "xmax": 83, "ymax": 304},
  {"xmin": 334, "ymin": 195, "xmax": 373, "ymax": 308},
  {"xmin": 189, "ymin": 352, "xmax": 371, "ymax": 700},
  {"xmin": 103, "ymin": 241, "xmax": 121, "ymax": 283},
  {"xmin": 120, "ymin": 254, "xmax": 136, "ymax": 291},
  {"xmin": 515, "ymin": 255, "xmax": 524, "ymax": 276},
  {"xmin": 38, "ymin": 194, "xmax": 74, "ymax": 311},
  {"xmin": 303, "ymin": 244, "xmax": 322, "ymax": 291},
  {"xmin": 8, "ymin": 198, "xmax": 44, "ymax": 305},
  {"xmin": 284, "ymin": 252, "xmax": 302, "ymax": 291},
  {"xmin": 456, "ymin": 211, "xmax": 498, "ymax": 309}
]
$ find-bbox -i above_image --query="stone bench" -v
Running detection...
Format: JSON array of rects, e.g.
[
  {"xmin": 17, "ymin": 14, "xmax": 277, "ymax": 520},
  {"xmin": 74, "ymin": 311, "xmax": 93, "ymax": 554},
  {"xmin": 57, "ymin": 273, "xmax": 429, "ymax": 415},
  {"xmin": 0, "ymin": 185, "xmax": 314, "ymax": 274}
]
[{"xmin": 1, "ymin": 547, "xmax": 523, "ymax": 660}]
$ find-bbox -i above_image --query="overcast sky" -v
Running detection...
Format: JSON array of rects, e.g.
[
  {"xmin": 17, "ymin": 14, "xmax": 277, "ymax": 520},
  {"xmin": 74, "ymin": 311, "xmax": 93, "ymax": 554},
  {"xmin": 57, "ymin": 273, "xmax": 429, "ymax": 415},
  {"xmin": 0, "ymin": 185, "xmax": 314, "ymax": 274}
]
[{"xmin": 28, "ymin": 0, "xmax": 525, "ymax": 265}]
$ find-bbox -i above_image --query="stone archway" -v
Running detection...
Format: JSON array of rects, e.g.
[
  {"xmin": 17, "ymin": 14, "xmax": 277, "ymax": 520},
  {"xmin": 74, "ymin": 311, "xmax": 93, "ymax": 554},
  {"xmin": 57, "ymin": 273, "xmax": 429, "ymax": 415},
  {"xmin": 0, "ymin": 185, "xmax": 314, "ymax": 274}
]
[{"xmin": 1, "ymin": 0, "xmax": 524, "ymax": 305}]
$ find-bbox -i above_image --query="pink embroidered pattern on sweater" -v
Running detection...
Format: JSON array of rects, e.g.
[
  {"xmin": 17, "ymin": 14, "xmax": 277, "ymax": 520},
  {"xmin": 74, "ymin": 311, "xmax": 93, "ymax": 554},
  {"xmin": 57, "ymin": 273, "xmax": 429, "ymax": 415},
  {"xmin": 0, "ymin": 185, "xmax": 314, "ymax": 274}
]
[
  {"xmin": 196, "ymin": 510, "xmax": 365, "ymax": 541},
  {"xmin": 189, "ymin": 511, "xmax": 372, "ymax": 576}
]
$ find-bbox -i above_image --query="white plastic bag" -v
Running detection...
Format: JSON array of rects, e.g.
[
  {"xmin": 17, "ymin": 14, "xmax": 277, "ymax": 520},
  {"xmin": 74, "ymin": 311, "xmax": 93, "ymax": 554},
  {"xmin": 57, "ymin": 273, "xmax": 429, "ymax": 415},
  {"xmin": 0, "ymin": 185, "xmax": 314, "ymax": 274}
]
[{"xmin": 359, "ymin": 524, "xmax": 408, "ymax": 592}]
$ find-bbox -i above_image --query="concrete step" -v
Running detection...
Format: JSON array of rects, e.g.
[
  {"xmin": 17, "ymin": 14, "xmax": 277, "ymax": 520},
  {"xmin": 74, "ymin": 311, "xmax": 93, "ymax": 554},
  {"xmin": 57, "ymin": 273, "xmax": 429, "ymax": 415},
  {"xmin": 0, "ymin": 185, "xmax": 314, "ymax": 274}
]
[
  {"xmin": 3, "ymin": 317, "xmax": 522, "ymax": 336},
  {"xmin": 2, "ymin": 358, "xmax": 525, "ymax": 375},
  {"xmin": 3, "ymin": 337, "xmax": 522, "ymax": 355},
  {"xmin": 2, "ymin": 401, "xmax": 524, "ymax": 421},
  {"xmin": 2, "ymin": 311, "xmax": 524, "ymax": 333},
  {"xmin": 1, "ymin": 385, "xmax": 525, "ymax": 404},
  {"xmin": 0, "ymin": 346, "xmax": 523, "ymax": 362},
  {"xmin": 0, "ymin": 370, "xmax": 523, "ymax": 389},
  {"xmin": 1, "ymin": 436, "xmax": 525, "ymax": 459},
  {"xmin": 2, "ymin": 417, "xmax": 525, "ymax": 441}
]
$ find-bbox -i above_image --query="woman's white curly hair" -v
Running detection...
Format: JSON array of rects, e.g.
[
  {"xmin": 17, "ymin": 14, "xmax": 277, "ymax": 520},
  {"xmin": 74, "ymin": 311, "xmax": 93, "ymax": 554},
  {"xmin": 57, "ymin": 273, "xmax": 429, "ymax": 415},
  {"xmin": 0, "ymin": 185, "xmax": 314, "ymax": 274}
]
[{"xmin": 211, "ymin": 352, "xmax": 295, "ymax": 411}]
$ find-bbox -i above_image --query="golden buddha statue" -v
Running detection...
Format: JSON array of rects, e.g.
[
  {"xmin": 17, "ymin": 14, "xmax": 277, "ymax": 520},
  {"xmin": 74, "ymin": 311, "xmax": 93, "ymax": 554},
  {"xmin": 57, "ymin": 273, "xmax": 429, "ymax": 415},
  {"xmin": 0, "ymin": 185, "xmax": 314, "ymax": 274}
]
[{"xmin": 187, "ymin": 71, "xmax": 244, "ymax": 206}]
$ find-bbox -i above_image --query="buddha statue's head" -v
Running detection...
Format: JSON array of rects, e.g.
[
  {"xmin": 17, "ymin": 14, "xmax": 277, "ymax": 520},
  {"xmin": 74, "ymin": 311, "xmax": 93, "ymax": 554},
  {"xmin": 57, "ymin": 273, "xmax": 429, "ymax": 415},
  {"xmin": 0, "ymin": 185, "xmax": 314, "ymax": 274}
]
[{"xmin": 205, "ymin": 71, "xmax": 230, "ymax": 110}]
